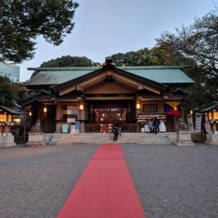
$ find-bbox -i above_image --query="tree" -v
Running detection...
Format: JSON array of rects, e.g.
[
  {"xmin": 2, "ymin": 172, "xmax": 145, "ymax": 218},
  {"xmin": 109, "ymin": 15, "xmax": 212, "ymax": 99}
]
[
  {"xmin": 0, "ymin": 0, "xmax": 79, "ymax": 63},
  {"xmin": 0, "ymin": 76, "xmax": 20, "ymax": 106},
  {"xmin": 40, "ymin": 55, "xmax": 98, "ymax": 67},
  {"xmin": 31, "ymin": 55, "xmax": 100, "ymax": 78},
  {"xmin": 111, "ymin": 51, "xmax": 141, "ymax": 66},
  {"xmin": 110, "ymin": 47, "xmax": 196, "ymax": 67},
  {"xmin": 110, "ymin": 48, "xmax": 209, "ymax": 112},
  {"xmin": 136, "ymin": 47, "xmax": 196, "ymax": 66},
  {"xmin": 155, "ymin": 6, "xmax": 218, "ymax": 106},
  {"xmin": 0, "ymin": 75, "xmax": 35, "ymax": 106}
]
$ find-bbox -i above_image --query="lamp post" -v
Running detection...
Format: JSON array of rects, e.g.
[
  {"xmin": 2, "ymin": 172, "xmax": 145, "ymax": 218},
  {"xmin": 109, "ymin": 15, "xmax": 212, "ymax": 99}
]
[{"xmin": 136, "ymin": 101, "xmax": 141, "ymax": 132}]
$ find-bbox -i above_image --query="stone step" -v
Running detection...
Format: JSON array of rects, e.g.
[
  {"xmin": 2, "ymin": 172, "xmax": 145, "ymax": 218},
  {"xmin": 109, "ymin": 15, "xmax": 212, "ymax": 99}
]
[{"xmin": 43, "ymin": 132, "xmax": 173, "ymax": 145}]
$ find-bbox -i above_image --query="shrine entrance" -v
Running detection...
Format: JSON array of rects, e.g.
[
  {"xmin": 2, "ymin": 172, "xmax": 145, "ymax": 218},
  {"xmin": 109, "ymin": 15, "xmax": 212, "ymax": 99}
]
[{"xmin": 88, "ymin": 101, "xmax": 135, "ymax": 133}]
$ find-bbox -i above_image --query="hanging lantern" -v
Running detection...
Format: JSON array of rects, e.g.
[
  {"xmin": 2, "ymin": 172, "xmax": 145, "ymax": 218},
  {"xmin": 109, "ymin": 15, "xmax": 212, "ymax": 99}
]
[
  {"xmin": 213, "ymin": 110, "xmax": 218, "ymax": 120},
  {"xmin": 0, "ymin": 114, "xmax": 7, "ymax": 122},
  {"xmin": 136, "ymin": 102, "xmax": 140, "ymax": 109},
  {"xmin": 7, "ymin": 114, "xmax": 12, "ymax": 122},
  {"xmin": 79, "ymin": 103, "xmax": 84, "ymax": 110},
  {"xmin": 208, "ymin": 112, "xmax": 213, "ymax": 120}
]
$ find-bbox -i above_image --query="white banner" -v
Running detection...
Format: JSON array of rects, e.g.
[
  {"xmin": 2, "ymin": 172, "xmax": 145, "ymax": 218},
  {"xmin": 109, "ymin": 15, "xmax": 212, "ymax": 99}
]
[
  {"xmin": 195, "ymin": 113, "xmax": 202, "ymax": 132},
  {"xmin": 205, "ymin": 113, "xmax": 211, "ymax": 133},
  {"xmin": 187, "ymin": 114, "xmax": 194, "ymax": 132}
]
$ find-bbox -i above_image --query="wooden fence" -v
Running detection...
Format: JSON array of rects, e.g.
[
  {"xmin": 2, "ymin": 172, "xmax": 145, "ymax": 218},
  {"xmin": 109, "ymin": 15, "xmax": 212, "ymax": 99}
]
[{"xmin": 85, "ymin": 123, "xmax": 137, "ymax": 133}]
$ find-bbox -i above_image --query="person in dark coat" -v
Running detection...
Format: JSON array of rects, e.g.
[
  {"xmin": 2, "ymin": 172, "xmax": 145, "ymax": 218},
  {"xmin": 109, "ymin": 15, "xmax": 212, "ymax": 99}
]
[
  {"xmin": 113, "ymin": 120, "xmax": 119, "ymax": 140},
  {"xmin": 153, "ymin": 117, "xmax": 160, "ymax": 134}
]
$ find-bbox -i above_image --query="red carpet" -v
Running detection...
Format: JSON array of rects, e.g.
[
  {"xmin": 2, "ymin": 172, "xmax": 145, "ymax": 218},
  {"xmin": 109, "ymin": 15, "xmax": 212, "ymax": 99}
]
[{"xmin": 57, "ymin": 144, "xmax": 146, "ymax": 218}]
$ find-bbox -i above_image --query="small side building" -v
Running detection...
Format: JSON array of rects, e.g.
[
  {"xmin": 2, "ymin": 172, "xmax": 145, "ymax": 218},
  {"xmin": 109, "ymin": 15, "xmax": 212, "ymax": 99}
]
[
  {"xmin": 0, "ymin": 105, "xmax": 23, "ymax": 147},
  {"xmin": 200, "ymin": 103, "xmax": 218, "ymax": 145}
]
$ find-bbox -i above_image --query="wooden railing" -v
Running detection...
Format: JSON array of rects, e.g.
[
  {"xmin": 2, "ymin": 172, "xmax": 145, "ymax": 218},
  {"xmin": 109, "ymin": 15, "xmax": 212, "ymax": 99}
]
[
  {"xmin": 85, "ymin": 124, "xmax": 101, "ymax": 133},
  {"xmin": 85, "ymin": 123, "xmax": 137, "ymax": 133},
  {"xmin": 121, "ymin": 123, "xmax": 137, "ymax": 132}
]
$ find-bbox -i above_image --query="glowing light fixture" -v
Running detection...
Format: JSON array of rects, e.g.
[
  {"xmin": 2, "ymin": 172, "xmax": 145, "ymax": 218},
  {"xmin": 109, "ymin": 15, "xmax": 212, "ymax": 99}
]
[
  {"xmin": 208, "ymin": 112, "xmax": 213, "ymax": 120},
  {"xmin": 213, "ymin": 110, "xmax": 218, "ymax": 119},
  {"xmin": 8, "ymin": 115, "xmax": 12, "ymax": 122},
  {"xmin": 0, "ymin": 114, "xmax": 6, "ymax": 122},
  {"xmin": 44, "ymin": 107, "xmax": 47, "ymax": 113},
  {"xmin": 79, "ymin": 103, "xmax": 84, "ymax": 110},
  {"xmin": 136, "ymin": 103, "xmax": 140, "ymax": 109}
]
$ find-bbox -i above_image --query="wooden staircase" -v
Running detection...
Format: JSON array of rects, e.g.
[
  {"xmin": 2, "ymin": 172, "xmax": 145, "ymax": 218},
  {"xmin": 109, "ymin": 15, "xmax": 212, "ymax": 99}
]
[{"xmin": 43, "ymin": 132, "xmax": 176, "ymax": 145}]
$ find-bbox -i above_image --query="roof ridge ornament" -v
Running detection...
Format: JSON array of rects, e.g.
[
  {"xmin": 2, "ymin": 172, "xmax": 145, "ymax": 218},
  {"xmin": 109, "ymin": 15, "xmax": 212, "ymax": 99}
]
[{"xmin": 102, "ymin": 56, "xmax": 116, "ymax": 66}]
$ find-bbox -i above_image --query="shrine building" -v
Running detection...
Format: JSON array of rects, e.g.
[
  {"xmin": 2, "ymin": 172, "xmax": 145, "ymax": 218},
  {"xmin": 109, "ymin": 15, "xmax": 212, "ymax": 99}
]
[{"xmin": 19, "ymin": 57, "xmax": 194, "ymax": 134}]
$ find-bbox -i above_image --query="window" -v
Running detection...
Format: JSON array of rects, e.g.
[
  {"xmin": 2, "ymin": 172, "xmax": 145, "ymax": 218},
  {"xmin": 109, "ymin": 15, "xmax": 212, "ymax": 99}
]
[{"xmin": 142, "ymin": 104, "xmax": 157, "ymax": 112}]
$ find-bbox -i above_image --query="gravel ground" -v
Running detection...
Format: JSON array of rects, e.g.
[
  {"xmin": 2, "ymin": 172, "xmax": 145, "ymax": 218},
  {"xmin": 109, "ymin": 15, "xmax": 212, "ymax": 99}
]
[
  {"xmin": 122, "ymin": 144, "xmax": 218, "ymax": 218},
  {"xmin": 0, "ymin": 143, "xmax": 218, "ymax": 218},
  {"xmin": 0, "ymin": 144, "xmax": 99, "ymax": 218}
]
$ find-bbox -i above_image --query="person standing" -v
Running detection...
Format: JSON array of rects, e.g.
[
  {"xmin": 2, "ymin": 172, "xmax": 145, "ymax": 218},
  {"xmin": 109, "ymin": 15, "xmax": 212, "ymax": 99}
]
[
  {"xmin": 113, "ymin": 120, "xmax": 119, "ymax": 140},
  {"xmin": 153, "ymin": 117, "xmax": 160, "ymax": 134},
  {"xmin": 148, "ymin": 118, "xmax": 154, "ymax": 134}
]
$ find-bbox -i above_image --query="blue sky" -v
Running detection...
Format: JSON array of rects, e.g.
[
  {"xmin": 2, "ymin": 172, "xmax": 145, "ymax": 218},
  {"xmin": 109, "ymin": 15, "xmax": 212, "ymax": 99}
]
[{"xmin": 19, "ymin": 0, "xmax": 217, "ymax": 81}]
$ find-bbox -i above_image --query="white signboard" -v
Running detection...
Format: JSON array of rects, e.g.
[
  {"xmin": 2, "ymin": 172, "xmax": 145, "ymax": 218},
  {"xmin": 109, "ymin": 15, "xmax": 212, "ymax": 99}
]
[
  {"xmin": 187, "ymin": 114, "xmax": 194, "ymax": 132},
  {"xmin": 205, "ymin": 114, "xmax": 211, "ymax": 133},
  {"xmin": 195, "ymin": 113, "xmax": 202, "ymax": 132}
]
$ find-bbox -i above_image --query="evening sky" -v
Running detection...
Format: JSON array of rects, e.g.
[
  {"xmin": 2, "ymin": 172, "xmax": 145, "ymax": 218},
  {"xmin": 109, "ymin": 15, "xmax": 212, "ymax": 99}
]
[{"xmin": 19, "ymin": 0, "xmax": 217, "ymax": 81}]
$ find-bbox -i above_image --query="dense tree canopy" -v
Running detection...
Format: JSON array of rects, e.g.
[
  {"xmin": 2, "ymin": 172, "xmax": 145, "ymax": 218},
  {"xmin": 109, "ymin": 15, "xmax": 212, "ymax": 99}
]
[
  {"xmin": 110, "ymin": 47, "xmax": 196, "ymax": 67},
  {"xmin": 0, "ymin": 0, "xmax": 79, "ymax": 63},
  {"xmin": 31, "ymin": 55, "xmax": 100, "ymax": 78},
  {"xmin": 137, "ymin": 47, "xmax": 196, "ymax": 66},
  {"xmin": 155, "ymin": 6, "xmax": 218, "ymax": 107},
  {"xmin": 39, "ymin": 55, "xmax": 98, "ymax": 67},
  {"xmin": 110, "ymin": 51, "xmax": 140, "ymax": 66},
  {"xmin": 0, "ymin": 75, "xmax": 34, "ymax": 106},
  {"xmin": 0, "ymin": 76, "xmax": 20, "ymax": 106}
]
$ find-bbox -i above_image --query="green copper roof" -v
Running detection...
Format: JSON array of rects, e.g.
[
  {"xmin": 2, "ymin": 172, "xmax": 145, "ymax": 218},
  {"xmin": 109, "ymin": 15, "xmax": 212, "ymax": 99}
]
[
  {"xmin": 25, "ymin": 66, "xmax": 194, "ymax": 86},
  {"xmin": 200, "ymin": 103, "xmax": 218, "ymax": 112},
  {"xmin": 25, "ymin": 67, "xmax": 100, "ymax": 85},
  {"xmin": 118, "ymin": 66, "xmax": 194, "ymax": 84}
]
